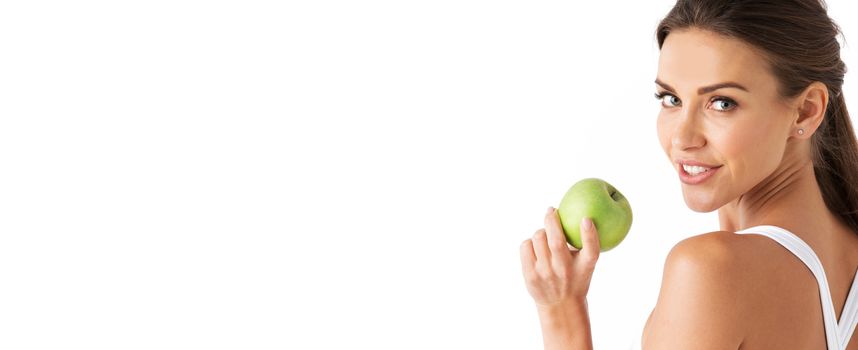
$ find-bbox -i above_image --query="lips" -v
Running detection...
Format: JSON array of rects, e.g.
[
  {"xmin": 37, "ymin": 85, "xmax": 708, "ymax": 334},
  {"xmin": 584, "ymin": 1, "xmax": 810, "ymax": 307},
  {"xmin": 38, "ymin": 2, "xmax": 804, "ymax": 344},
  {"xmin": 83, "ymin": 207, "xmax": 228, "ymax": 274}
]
[{"xmin": 677, "ymin": 160, "xmax": 723, "ymax": 185}]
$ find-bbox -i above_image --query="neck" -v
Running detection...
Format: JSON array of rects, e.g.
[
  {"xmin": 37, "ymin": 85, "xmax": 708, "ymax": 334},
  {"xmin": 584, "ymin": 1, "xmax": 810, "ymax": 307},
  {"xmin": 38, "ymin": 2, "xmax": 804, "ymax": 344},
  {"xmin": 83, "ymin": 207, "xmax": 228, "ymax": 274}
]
[{"xmin": 717, "ymin": 145, "xmax": 838, "ymax": 236}]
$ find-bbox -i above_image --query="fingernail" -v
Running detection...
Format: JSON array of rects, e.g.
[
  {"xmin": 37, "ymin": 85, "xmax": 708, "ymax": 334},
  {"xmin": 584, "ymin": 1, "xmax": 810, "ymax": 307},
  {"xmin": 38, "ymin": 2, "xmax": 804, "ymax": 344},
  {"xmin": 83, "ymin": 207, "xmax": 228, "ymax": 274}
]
[
  {"xmin": 547, "ymin": 206, "xmax": 553, "ymax": 214},
  {"xmin": 581, "ymin": 217, "xmax": 593, "ymax": 230}
]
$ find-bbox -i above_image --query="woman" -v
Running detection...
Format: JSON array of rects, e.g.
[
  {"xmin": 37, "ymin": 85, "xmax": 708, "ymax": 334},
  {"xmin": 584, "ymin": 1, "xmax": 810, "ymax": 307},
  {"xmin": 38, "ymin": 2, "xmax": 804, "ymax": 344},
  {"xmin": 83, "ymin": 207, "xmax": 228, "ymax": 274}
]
[{"xmin": 519, "ymin": 0, "xmax": 858, "ymax": 349}]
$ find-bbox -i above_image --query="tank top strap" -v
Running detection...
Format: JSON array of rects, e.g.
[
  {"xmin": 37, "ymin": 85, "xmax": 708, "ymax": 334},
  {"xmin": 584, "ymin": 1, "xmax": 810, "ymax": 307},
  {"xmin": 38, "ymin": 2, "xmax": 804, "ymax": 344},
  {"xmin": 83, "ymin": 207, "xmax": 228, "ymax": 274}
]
[
  {"xmin": 836, "ymin": 268, "xmax": 858, "ymax": 349},
  {"xmin": 734, "ymin": 224, "xmax": 842, "ymax": 349}
]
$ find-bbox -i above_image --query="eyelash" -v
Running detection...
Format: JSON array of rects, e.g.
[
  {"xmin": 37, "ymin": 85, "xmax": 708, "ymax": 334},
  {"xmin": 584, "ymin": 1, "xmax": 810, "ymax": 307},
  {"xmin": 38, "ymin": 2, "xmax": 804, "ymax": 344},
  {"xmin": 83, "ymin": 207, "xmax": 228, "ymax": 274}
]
[{"xmin": 653, "ymin": 92, "xmax": 738, "ymax": 112}]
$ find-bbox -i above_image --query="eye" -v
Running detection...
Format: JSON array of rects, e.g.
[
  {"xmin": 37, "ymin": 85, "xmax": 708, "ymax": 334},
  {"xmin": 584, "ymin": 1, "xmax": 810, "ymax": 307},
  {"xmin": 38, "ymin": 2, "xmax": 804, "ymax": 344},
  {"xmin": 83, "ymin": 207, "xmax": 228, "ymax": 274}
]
[
  {"xmin": 654, "ymin": 92, "xmax": 681, "ymax": 108},
  {"xmin": 710, "ymin": 97, "xmax": 738, "ymax": 112}
]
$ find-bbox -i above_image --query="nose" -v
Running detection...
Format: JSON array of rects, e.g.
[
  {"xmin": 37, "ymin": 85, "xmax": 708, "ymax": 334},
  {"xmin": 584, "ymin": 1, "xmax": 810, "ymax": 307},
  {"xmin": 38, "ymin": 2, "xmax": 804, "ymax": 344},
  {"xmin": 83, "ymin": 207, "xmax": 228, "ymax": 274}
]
[{"xmin": 671, "ymin": 111, "xmax": 705, "ymax": 150}]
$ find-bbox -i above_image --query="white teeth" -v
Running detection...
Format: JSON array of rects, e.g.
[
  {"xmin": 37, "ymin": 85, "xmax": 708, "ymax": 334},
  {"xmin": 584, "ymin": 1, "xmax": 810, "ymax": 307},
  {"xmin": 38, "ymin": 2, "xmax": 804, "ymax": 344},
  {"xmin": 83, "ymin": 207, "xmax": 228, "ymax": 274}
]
[{"xmin": 683, "ymin": 164, "xmax": 710, "ymax": 176}]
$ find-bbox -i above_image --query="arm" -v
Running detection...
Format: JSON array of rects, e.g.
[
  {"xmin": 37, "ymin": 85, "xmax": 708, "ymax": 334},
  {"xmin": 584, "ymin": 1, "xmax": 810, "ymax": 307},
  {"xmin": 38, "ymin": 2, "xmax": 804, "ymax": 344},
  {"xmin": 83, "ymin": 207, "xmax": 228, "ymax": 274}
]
[
  {"xmin": 535, "ymin": 299, "xmax": 593, "ymax": 350},
  {"xmin": 642, "ymin": 233, "xmax": 747, "ymax": 349},
  {"xmin": 520, "ymin": 207, "xmax": 601, "ymax": 350}
]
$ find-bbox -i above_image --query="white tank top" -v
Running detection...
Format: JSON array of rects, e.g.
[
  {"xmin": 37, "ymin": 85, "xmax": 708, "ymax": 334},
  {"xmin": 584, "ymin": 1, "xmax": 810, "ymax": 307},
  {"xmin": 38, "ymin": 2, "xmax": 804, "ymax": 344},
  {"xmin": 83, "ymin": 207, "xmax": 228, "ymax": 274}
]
[{"xmin": 628, "ymin": 225, "xmax": 858, "ymax": 349}]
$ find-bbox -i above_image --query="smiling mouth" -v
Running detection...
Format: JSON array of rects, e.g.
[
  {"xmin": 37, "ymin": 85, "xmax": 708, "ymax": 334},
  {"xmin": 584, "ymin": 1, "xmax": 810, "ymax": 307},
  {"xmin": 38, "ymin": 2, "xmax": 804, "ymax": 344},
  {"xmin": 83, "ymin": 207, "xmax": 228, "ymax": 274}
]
[{"xmin": 678, "ymin": 164, "xmax": 722, "ymax": 185}]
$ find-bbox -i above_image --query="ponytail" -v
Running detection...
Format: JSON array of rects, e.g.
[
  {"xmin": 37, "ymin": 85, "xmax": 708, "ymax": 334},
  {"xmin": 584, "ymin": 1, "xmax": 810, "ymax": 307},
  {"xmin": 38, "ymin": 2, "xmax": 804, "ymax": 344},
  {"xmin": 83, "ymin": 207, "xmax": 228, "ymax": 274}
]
[{"xmin": 813, "ymin": 92, "xmax": 858, "ymax": 235}]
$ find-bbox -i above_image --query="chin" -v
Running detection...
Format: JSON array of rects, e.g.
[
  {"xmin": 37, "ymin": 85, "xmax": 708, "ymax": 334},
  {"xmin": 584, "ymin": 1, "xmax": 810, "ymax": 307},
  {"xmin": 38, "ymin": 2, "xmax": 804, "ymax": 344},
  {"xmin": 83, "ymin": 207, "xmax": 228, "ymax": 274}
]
[{"xmin": 682, "ymin": 190, "xmax": 721, "ymax": 213}]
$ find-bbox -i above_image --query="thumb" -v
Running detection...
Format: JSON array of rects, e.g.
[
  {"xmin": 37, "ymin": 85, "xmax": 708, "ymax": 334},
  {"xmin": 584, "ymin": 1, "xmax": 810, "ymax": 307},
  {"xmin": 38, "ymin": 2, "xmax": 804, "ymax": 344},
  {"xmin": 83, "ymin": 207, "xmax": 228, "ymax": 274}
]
[{"xmin": 579, "ymin": 217, "xmax": 601, "ymax": 262}]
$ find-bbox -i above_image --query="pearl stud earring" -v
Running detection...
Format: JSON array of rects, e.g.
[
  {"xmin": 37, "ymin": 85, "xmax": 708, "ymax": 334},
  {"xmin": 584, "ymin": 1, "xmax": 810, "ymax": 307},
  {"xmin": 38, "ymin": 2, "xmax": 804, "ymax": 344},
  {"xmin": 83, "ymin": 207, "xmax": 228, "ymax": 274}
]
[{"xmin": 798, "ymin": 128, "xmax": 805, "ymax": 135}]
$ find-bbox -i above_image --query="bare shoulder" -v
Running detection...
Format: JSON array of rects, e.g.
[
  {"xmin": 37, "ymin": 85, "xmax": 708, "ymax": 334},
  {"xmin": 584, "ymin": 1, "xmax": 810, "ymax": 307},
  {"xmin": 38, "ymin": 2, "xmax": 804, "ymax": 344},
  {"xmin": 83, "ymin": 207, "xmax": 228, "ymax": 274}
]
[
  {"xmin": 661, "ymin": 230, "xmax": 761, "ymax": 289},
  {"xmin": 642, "ymin": 231, "xmax": 755, "ymax": 349},
  {"xmin": 665, "ymin": 230, "xmax": 770, "ymax": 270},
  {"xmin": 668, "ymin": 230, "xmax": 745, "ymax": 264},
  {"xmin": 668, "ymin": 230, "xmax": 789, "ymax": 274}
]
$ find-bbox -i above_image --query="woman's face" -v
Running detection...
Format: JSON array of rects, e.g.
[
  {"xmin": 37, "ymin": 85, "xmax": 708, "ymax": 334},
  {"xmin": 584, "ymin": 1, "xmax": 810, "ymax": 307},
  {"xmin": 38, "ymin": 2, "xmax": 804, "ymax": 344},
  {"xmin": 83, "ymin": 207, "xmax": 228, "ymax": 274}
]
[{"xmin": 656, "ymin": 28, "xmax": 795, "ymax": 212}]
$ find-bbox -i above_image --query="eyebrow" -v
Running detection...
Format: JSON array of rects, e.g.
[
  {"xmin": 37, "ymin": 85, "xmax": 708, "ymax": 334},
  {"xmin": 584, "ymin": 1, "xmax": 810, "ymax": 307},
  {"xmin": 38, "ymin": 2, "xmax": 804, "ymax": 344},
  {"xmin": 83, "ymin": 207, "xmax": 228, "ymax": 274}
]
[{"xmin": 654, "ymin": 79, "xmax": 750, "ymax": 95}]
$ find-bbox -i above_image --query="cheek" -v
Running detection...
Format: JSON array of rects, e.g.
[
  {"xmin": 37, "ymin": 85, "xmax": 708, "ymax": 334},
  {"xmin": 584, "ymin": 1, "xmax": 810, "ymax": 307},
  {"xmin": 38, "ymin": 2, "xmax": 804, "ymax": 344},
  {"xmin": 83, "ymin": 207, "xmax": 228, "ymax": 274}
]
[
  {"xmin": 715, "ymin": 117, "xmax": 784, "ymax": 189},
  {"xmin": 656, "ymin": 113, "xmax": 671, "ymax": 155},
  {"xmin": 719, "ymin": 131, "xmax": 751, "ymax": 161}
]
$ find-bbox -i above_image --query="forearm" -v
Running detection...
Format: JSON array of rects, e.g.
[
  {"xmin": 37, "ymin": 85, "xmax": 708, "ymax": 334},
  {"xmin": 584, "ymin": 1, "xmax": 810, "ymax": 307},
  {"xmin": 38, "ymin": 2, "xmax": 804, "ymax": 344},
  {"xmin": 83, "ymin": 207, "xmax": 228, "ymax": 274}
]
[{"xmin": 536, "ymin": 300, "xmax": 593, "ymax": 350}]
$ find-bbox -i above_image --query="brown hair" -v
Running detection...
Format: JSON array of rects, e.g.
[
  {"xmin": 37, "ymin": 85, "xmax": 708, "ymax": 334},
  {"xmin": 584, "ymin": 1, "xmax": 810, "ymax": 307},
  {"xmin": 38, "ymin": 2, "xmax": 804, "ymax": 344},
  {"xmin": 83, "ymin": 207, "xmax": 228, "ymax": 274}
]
[{"xmin": 656, "ymin": 0, "xmax": 858, "ymax": 236}]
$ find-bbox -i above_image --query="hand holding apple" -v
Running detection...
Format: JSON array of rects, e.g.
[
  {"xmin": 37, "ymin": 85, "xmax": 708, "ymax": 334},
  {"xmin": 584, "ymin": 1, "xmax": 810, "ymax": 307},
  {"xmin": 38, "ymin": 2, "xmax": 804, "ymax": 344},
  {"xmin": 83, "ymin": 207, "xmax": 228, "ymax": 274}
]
[
  {"xmin": 557, "ymin": 178, "xmax": 633, "ymax": 252},
  {"xmin": 519, "ymin": 177, "xmax": 632, "ymax": 308},
  {"xmin": 520, "ymin": 206, "xmax": 603, "ymax": 309}
]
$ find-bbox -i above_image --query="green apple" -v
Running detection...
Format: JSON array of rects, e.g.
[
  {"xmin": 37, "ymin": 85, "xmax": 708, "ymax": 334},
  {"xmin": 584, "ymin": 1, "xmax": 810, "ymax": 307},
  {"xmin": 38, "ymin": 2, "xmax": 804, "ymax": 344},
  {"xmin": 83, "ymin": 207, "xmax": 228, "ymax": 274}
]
[{"xmin": 557, "ymin": 178, "xmax": 632, "ymax": 252}]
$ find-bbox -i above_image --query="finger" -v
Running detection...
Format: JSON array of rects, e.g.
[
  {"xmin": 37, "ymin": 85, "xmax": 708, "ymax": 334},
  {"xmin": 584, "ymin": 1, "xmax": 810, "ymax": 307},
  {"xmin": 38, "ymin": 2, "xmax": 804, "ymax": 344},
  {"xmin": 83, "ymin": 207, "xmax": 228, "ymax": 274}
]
[
  {"xmin": 544, "ymin": 207, "xmax": 573, "ymax": 264},
  {"xmin": 579, "ymin": 217, "xmax": 601, "ymax": 263},
  {"xmin": 520, "ymin": 239, "xmax": 536, "ymax": 276},
  {"xmin": 531, "ymin": 228, "xmax": 551, "ymax": 262}
]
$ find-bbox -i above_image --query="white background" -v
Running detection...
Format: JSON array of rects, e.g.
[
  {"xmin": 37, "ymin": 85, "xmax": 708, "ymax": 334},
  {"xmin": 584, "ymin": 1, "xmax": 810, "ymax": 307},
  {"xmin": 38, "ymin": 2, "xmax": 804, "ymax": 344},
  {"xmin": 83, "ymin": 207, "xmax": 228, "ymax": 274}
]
[{"xmin": 1, "ymin": 0, "xmax": 856, "ymax": 349}]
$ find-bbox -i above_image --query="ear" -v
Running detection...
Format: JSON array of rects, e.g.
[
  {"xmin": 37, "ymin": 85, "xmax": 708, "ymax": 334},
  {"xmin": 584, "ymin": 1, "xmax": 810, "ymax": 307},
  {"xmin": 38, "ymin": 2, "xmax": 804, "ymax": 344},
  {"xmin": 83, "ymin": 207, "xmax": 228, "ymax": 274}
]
[{"xmin": 790, "ymin": 81, "xmax": 829, "ymax": 140}]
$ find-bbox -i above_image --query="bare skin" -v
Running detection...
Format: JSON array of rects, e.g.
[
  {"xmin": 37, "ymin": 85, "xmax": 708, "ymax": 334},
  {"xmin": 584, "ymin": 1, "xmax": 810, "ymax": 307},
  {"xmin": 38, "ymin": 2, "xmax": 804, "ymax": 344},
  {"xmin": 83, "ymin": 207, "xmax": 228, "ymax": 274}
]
[
  {"xmin": 649, "ymin": 27, "xmax": 858, "ymax": 349},
  {"xmin": 521, "ymin": 27, "xmax": 858, "ymax": 349}
]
